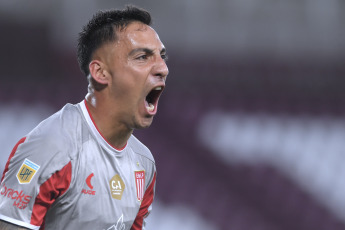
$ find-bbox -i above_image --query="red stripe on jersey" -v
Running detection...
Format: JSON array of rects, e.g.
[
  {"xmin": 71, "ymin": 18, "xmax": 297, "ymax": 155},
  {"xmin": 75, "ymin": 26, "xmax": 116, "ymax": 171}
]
[
  {"xmin": 131, "ymin": 172, "xmax": 156, "ymax": 230},
  {"xmin": 30, "ymin": 161, "xmax": 72, "ymax": 228},
  {"xmin": 1, "ymin": 137, "xmax": 26, "ymax": 183}
]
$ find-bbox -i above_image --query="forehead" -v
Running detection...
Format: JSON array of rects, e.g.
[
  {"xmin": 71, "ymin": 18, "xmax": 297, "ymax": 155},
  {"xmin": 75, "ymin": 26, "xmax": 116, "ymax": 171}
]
[{"xmin": 115, "ymin": 22, "xmax": 164, "ymax": 51}]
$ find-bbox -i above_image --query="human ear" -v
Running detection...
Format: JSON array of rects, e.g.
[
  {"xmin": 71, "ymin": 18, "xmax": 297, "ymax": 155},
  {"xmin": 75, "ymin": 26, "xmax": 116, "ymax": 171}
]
[{"xmin": 89, "ymin": 60, "xmax": 109, "ymax": 85}]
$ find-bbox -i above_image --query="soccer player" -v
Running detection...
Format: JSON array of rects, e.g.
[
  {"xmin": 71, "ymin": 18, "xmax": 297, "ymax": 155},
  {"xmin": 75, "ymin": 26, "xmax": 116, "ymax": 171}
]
[{"xmin": 0, "ymin": 5, "xmax": 168, "ymax": 230}]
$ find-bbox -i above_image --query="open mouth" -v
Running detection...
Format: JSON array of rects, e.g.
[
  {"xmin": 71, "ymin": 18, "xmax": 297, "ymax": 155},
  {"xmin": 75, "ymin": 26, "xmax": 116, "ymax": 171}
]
[{"xmin": 145, "ymin": 86, "xmax": 164, "ymax": 113}]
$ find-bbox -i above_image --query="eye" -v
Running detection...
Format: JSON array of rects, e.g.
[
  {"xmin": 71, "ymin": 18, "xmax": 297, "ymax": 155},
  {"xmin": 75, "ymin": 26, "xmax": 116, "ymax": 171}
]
[
  {"xmin": 161, "ymin": 54, "xmax": 168, "ymax": 62},
  {"xmin": 136, "ymin": 55, "xmax": 148, "ymax": 60}
]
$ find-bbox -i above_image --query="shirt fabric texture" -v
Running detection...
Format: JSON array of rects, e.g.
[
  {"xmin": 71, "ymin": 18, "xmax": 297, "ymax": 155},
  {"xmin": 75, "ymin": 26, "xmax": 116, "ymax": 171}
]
[{"xmin": 0, "ymin": 101, "xmax": 156, "ymax": 230}]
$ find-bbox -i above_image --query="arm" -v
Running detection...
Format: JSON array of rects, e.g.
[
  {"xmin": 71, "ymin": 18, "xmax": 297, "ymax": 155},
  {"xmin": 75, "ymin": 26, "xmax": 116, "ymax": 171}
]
[
  {"xmin": 0, "ymin": 138, "xmax": 30, "ymax": 230},
  {"xmin": 0, "ymin": 137, "xmax": 72, "ymax": 228},
  {"xmin": 0, "ymin": 220, "xmax": 29, "ymax": 230}
]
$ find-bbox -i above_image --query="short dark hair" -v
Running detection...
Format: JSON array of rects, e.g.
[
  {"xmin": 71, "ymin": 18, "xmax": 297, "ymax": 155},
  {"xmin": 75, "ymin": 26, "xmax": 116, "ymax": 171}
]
[{"xmin": 77, "ymin": 5, "xmax": 152, "ymax": 76}]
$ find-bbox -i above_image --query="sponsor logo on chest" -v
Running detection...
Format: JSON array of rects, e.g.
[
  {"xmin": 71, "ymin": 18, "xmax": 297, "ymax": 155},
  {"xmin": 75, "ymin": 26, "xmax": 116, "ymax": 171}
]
[
  {"xmin": 81, "ymin": 173, "xmax": 96, "ymax": 195},
  {"xmin": 107, "ymin": 171, "xmax": 146, "ymax": 201},
  {"xmin": 109, "ymin": 174, "xmax": 125, "ymax": 200}
]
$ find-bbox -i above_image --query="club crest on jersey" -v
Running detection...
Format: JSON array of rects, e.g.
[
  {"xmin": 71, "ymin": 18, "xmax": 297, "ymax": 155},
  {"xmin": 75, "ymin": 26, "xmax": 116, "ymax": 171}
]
[
  {"xmin": 109, "ymin": 174, "xmax": 125, "ymax": 200},
  {"xmin": 16, "ymin": 159, "xmax": 40, "ymax": 184},
  {"xmin": 135, "ymin": 170, "xmax": 145, "ymax": 202}
]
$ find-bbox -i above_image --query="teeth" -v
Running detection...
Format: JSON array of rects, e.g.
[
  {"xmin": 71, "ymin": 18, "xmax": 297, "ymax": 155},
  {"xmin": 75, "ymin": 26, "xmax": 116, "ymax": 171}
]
[
  {"xmin": 154, "ymin": 87, "xmax": 162, "ymax": 90},
  {"xmin": 147, "ymin": 103, "xmax": 155, "ymax": 112}
]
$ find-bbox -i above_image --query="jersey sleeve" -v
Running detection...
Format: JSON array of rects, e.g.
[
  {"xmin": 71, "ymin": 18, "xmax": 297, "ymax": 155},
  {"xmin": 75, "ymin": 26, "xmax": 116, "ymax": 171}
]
[
  {"xmin": 0, "ymin": 134, "xmax": 73, "ymax": 230},
  {"xmin": 131, "ymin": 171, "xmax": 156, "ymax": 230}
]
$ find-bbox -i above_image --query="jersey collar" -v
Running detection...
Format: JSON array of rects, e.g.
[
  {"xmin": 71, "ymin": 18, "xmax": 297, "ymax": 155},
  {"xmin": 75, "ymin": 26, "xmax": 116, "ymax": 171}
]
[{"xmin": 79, "ymin": 100, "xmax": 127, "ymax": 154}]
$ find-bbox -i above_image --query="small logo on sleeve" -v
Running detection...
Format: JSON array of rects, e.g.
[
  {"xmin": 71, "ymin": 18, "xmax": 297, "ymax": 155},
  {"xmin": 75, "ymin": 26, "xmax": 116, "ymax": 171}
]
[
  {"xmin": 135, "ymin": 170, "xmax": 145, "ymax": 202},
  {"xmin": 109, "ymin": 174, "xmax": 125, "ymax": 200},
  {"xmin": 16, "ymin": 159, "xmax": 40, "ymax": 184}
]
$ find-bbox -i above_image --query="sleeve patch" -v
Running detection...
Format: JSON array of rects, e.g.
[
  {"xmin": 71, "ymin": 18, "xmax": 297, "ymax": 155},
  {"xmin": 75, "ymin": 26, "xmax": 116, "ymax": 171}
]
[{"xmin": 16, "ymin": 159, "xmax": 40, "ymax": 184}]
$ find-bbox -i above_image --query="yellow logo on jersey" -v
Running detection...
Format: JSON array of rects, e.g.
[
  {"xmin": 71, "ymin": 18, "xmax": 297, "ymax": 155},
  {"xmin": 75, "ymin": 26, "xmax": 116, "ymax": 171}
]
[
  {"xmin": 109, "ymin": 174, "xmax": 125, "ymax": 200},
  {"xmin": 16, "ymin": 159, "xmax": 40, "ymax": 184}
]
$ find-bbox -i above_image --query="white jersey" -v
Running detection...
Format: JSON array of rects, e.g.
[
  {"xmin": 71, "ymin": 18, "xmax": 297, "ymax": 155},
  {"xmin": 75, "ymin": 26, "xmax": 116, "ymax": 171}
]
[{"xmin": 0, "ymin": 100, "xmax": 156, "ymax": 230}]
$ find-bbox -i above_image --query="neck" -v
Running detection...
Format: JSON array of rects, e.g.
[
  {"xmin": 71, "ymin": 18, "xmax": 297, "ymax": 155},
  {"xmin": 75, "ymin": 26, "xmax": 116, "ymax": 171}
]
[{"xmin": 85, "ymin": 93, "xmax": 133, "ymax": 150}]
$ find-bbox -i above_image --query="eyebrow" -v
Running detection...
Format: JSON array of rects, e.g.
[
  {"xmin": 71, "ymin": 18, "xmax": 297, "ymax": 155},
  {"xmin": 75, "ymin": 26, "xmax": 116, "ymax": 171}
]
[
  {"xmin": 129, "ymin": 47, "xmax": 166, "ymax": 56},
  {"xmin": 129, "ymin": 48, "xmax": 153, "ymax": 57}
]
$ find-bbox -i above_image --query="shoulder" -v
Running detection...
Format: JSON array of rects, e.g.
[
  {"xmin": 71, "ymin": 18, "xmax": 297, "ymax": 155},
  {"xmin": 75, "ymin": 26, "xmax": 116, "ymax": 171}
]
[
  {"xmin": 35, "ymin": 103, "xmax": 81, "ymax": 133},
  {"xmin": 29, "ymin": 103, "xmax": 82, "ymax": 146},
  {"xmin": 128, "ymin": 135, "xmax": 157, "ymax": 186},
  {"xmin": 128, "ymin": 135, "xmax": 155, "ymax": 164},
  {"xmin": 28, "ymin": 103, "xmax": 83, "ymax": 157},
  {"xmin": 11, "ymin": 104, "xmax": 83, "ymax": 181}
]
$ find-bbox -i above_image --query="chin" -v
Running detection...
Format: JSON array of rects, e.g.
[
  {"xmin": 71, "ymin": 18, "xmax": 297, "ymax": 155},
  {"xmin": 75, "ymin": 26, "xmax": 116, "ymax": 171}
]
[{"xmin": 134, "ymin": 118, "xmax": 153, "ymax": 130}]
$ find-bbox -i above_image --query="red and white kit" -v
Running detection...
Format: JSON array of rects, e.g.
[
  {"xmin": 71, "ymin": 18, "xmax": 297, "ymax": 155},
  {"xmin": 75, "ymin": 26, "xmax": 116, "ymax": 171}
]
[{"xmin": 0, "ymin": 100, "xmax": 156, "ymax": 230}]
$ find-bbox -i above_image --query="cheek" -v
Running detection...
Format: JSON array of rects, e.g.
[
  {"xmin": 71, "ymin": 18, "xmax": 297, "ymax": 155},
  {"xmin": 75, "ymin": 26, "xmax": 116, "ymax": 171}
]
[
  {"xmin": 111, "ymin": 78, "xmax": 141, "ymax": 103},
  {"xmin": 110, "ymin": 66, "xmax": 148, "ymax": 99}
]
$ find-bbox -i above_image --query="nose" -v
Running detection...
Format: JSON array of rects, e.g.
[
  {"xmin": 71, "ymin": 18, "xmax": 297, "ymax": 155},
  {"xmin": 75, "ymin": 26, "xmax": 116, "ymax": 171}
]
[{"xmin": 153, "ymin": 56, "xmax": 169, "ymax": 81}]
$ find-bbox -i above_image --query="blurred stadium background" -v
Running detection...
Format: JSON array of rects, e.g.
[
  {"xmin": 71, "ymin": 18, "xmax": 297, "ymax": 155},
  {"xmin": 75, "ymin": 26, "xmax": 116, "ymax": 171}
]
[{"xmin": 1, "ymin": 0, "xmax": 345, "ymax": 229}]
